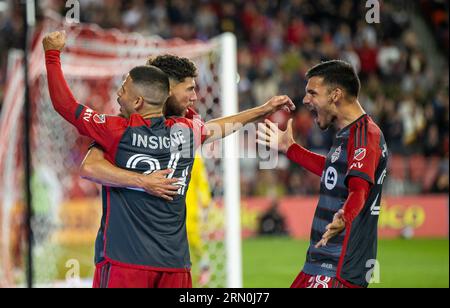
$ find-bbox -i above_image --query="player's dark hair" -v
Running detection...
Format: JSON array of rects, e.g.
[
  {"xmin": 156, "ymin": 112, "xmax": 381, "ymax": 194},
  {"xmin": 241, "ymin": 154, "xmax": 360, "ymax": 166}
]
[
  {"xmin": 129, "ymin": 65, "xmax": 169, "ymax": 104},
  {"xmin": 146, "ymin": 54, "xmax": 197, "ymax": 83},
  {"xmin": 306, "ymin": 60, "xmax": 361, "ymax": 98}
]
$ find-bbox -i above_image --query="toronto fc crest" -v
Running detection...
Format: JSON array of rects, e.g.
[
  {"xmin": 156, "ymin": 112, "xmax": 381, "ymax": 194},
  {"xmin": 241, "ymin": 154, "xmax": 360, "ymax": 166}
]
[{"xmin": 331, "ymin": 145, "xmax": 342, "ymax": 163}]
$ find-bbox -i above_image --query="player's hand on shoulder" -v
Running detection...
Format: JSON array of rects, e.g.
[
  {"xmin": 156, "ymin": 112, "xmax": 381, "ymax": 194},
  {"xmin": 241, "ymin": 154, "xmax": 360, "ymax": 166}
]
[{"xmin": 43, "ymin": 30, "xmax": 66, "ymax": 52}]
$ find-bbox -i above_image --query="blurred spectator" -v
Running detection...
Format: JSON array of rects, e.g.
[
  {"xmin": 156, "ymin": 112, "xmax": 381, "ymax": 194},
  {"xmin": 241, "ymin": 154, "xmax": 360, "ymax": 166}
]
[
  {"xmin": 420, "ymin": 0, "xmax": 449, "ymax": 54},
  {"xmin": 258, "ymin": 200, "xmax": 287, "ymax": 236},
  {"xmin": 377, "ymin": 39, "xmax": 402, "ymax": 77},
  {"xmin": 431, "ymin": 159, "xmax": 449, "ymax": 193}
]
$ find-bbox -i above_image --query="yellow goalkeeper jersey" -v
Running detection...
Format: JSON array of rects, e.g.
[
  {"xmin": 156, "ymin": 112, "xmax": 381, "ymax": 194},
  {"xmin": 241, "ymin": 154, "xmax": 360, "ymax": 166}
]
[{"xmin": 186, "ymin": 154, "xmax": 211, "ymax": 257}]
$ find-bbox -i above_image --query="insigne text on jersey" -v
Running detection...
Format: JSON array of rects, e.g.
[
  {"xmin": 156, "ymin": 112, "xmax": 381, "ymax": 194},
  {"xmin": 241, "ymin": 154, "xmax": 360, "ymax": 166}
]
[{"xmin": 131, "ymin": 131, "xmax": 188, "ymax": 150}]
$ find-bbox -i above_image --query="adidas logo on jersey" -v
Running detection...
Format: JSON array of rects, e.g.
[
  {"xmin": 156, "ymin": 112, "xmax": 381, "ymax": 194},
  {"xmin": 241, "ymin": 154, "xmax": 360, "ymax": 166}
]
[{"xmin": 370, "ymin": 194, "xmax": 380, "ymax": 215}]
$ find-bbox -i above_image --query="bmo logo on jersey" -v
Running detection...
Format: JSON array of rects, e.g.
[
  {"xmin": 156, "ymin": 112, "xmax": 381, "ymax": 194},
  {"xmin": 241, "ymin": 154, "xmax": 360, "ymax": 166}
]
[{"xmin": 324, "ymin": 167, "xmax": 338, "ymax": 190}]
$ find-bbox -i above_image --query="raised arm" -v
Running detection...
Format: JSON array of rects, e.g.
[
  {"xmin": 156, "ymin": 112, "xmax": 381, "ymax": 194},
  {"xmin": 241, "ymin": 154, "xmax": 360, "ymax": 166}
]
[
  {"xmin": 203, "ymin": 95, "xmax": 295, "ymax": 143},
  {"xmin": 42, "ymin": 31, "xmax": 128, "ymax": 155},
  {"xmin": 80, "ymin": 147, "xmax": 181, "ymax": 201},
  {"xmin": 43, "ymin": 31, "xmax": 81, "ymax": 126},
  {"xmin": 257, "ymin": 118, "xmax": 326, "ymax": 177},
  {"xmin": 43, "ymin": 31, "xmax": 126, "ymax": 152}
]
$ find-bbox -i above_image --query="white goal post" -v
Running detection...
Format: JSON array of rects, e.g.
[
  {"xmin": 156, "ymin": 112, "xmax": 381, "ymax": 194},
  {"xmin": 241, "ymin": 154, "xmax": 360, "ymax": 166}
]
[{"xmin": 220, "ymin": 33, "xmax": 242, "ymax": 288}]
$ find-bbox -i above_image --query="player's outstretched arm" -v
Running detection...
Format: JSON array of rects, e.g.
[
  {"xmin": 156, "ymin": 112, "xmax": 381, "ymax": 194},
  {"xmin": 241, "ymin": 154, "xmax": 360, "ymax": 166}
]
[
  {"xmin": 43, "ymin": 31, "xmax": 126, "ymax": 152},
  {"xmin": 80, "ymin": 147, "xmax": 181, "ymax": 201},
  {"xmin": 257, "ymin": 118, "xmax": 326, "ymax": 177},
  {"xmin": 43, "ymin": 31, "xmax": 80, "ymax": 125},
  {"xmin": 203, "ymin": 95, "xmax": 295, "ymax": 143}
]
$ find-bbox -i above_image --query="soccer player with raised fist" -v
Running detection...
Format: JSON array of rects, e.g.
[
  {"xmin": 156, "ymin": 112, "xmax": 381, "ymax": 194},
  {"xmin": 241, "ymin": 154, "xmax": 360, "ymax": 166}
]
[{"xmin": 43, "ymin": 30, "xmax": 295, "ymax": 288}]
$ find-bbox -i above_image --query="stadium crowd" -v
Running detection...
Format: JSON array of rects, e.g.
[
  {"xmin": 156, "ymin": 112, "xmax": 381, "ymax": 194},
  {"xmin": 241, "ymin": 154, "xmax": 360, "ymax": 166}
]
[{"xmin": 0, "ymin": 0, "xmax": 448, "ymax": 196}]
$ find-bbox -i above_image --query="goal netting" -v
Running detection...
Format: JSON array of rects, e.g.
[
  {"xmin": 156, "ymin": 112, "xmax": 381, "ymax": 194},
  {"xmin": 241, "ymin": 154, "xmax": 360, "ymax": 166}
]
[{"xmin": 0, "ymin": 18, "xmax": 241, "ymax": 288}]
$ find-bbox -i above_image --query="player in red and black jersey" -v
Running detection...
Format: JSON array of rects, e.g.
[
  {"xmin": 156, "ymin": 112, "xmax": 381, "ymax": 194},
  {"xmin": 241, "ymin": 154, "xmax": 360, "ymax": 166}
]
[
  {"xmin": 44, "ymin": 31, "xmax": 204, "ymax": 287},
  {"xmin": 258, "ymin": 60, "xmax": 388, "ymax": 288},
  {"xmin": 43, "ymin": 31, "xmax": 295, "ymax": 288}
]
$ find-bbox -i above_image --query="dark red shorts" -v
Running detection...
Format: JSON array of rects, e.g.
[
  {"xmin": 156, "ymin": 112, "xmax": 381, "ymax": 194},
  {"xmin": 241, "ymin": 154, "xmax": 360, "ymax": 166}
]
[
  {"xmin": 92, "ymin": 261, "xmax": 192, "ymax": 288},
  {"xmin": 290, "ymin": 271, "xmax": 347, "ymax": 288}
]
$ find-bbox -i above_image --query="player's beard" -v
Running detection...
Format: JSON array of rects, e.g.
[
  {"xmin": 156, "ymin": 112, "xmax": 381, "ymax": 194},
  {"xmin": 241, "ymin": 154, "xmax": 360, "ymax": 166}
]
[
  {"xmin": 320, "ymin": 110, "xmax": 340, "ymax": 131},
  {"xmin": 164, "ymin": 97, "xmax": 186, "ymax": 117},
  {"xmin": 318, "ymin": 115, "xmax": 334, "ymax": 131},
  {"xmin": 317, "ymin": 98, "xmax": 337, "ymax": 131}
]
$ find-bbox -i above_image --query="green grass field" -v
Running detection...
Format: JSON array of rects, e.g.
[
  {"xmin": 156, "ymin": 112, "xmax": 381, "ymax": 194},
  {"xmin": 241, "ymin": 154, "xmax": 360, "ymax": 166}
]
[
  {"xmin": 54, "ymin": 237, "xmax": 448, "ymax": 288},
  {"xmin": 243, "ymin": 237, "xmax": 449, "ymax": 288}
]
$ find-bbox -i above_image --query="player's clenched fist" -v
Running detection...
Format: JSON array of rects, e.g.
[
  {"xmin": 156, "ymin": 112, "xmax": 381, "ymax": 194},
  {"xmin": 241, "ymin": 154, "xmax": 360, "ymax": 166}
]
[{"xmin": 42, "ymin": 31, "xmax": 66, "ymax": 52}]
